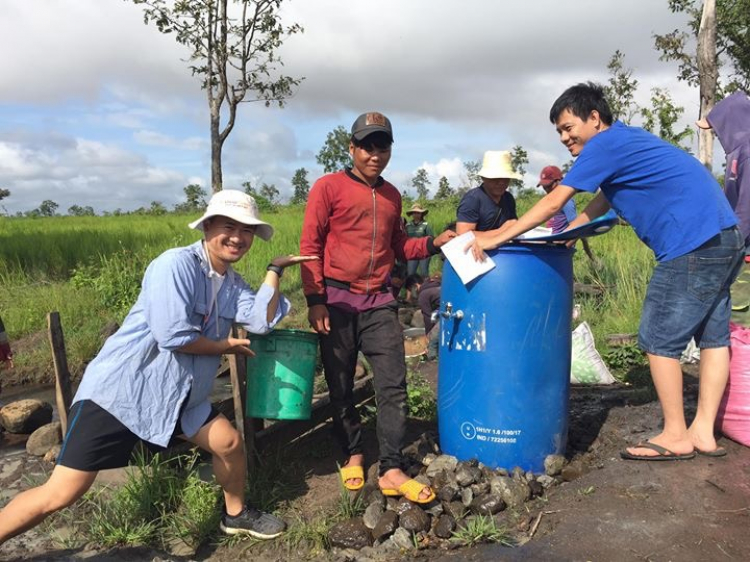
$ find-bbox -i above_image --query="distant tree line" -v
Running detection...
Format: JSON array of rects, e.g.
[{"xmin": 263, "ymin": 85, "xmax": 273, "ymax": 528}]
[{"xmin": 6, "ymin": 172, "xmax": 312, "ymax": 218}]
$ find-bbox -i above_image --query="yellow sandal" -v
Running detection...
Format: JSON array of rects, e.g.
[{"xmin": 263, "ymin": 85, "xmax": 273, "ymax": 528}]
[
  {"xmin": 339, "ymin": 465, "xmax": 365, "ymax": 491},
  {"xmin": 380, "ymin": 479, "xmax": 435, "ymax": 503}
]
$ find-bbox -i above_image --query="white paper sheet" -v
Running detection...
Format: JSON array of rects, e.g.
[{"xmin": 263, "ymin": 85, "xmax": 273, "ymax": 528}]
[
  {"xmin": 440, "ymin": 231, "xmax": 496, "ymax": 284},
  {"xmin": 514, "ymin": 226, "xmax": 553, "ymax": 240}
]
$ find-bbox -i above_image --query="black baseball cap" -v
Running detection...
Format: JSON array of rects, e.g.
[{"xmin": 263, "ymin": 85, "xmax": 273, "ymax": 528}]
[{"xmin": 351, "ymin": 112, "xmax": 393, "ymax": 142}]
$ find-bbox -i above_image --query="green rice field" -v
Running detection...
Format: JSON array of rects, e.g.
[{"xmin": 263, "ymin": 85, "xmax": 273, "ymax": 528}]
[{"xmin": 0, "ymin": 196, "xmax": 654, "ymax": 386}]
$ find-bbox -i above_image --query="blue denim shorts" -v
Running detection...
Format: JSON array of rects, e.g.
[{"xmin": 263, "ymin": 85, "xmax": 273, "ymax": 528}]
[{"xmin": 639, "ymin": 227, "xmax": 744, "ymax": 358}]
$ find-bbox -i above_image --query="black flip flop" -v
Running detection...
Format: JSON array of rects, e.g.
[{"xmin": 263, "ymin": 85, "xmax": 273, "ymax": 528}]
[
  {"xmin": 695, "ymin": 446, "xmax": 727, "ymax": 457},
  {"xmin": 620, "ymin": 441, "xmax": 696, "ymax": 461}
]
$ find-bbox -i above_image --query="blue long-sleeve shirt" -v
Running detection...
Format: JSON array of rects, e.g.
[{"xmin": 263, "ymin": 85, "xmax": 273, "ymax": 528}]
[{"xmin": 74, "ymin": 241, "xmax": 290, "ymax": 446}]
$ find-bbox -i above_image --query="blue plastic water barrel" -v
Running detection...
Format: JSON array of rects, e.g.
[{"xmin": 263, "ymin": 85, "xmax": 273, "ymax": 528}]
[{"xmin": 437, "ymin": 243, "xmax": 574, "ymax": 473}]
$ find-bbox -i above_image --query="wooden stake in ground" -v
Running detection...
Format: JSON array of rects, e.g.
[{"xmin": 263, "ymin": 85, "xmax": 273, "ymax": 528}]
[
  {"xmin": 228, "ymin": 326, "xmax": 256, "ymax": 470},
  {"xmin": 47, "ymin": 312, "xmax": 73, "ymax": 435}
]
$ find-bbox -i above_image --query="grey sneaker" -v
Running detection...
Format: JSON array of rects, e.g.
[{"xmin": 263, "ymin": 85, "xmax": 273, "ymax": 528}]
[{"xmin": 220, "ymin": 505, "xmax": 286, "ymax": 539}]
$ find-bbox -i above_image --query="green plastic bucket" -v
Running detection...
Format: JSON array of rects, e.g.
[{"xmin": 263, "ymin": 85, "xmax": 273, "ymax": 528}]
[{"xmin": 246, "ymin": 329, "xmax": 320, "ymax": 420}]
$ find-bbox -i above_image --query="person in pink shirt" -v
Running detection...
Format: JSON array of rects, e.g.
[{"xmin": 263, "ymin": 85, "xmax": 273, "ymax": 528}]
[{"xmin": 538, "ymin": 165, "xmax": 597, "ymax": 263}]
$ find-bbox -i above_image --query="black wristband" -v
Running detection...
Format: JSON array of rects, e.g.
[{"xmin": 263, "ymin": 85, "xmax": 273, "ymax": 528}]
[
  {"xmin": 306, "ymin": 294, "xmax": 327, "ymax": 306},
  {"xmin": 426, "ymin": 236, "xmax": 439, "ymax": 256},
  {"xmin": 266, "ymin": 264, "xmax": 284, "ymax": 277}
]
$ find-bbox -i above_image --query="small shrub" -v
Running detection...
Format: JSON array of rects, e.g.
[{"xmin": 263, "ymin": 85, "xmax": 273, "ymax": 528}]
[
  {"xmin": 55, "ymin": 451, "xmax": 226, "ymax": 550},
  {"xmin": 406, "ymin": 371, "xmax": 437, "ymax": 421},
  {"xmin": 603, "ymin": 343, "xmax": 646, "ymax": 374},
  {"xmin": 451, "ymin": 515, "xmax": 514, "ymax": 547},
  {"xmin": 84, "ymin": 452, "xmax": 181, "ymax": 546},
  {"xmin": 280, "ymin": 513, "xmax": 331, "ymax": 555},
  {"xmin": 84, "ymin": 485, "xmax": 160, "ymax": 547},
  {"xmin": 162, "ymin": 472, "xmax": 221, "ymax": 549}
]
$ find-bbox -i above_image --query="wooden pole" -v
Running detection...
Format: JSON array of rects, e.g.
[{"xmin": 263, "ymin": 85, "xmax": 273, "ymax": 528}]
[
  {"xmin": 47, "ymin": 312, "xmax": 73, "ymax": 435},
  {"xmin": 228, "ymin": 326, "xmax": 256, "ymax": 470},
  {"xmin": 697, "ymin": 0, "xmax": 717, "ymax": 169}
]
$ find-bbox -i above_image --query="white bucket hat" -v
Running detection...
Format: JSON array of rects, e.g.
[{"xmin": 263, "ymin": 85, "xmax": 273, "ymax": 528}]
[
  {"xmin": 478, "ymin": 151, "xmax": 523, "ymax": 180},
  {"xmin": 188, "ymin": 189, "xmax": 274, "ymax": 241}
]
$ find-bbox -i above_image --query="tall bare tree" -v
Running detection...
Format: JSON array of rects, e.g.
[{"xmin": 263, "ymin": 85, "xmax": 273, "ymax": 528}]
[
  {"xmin": 131, "ymin": 0, "xmax": 303, "ymax": 192},
  {"xmin": 655, "ymin": 0, "xmax": 750, "ymax": 167},
  {"xmin": 697, "ymin": 0, "xmax": 717, "ymax": 167}
]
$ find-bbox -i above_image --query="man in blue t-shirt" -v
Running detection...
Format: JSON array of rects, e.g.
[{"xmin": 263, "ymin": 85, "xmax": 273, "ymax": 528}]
[
  {"xmin": 456, "ymin": 150, "xmax": 519, "ymax": 236},
  {"xmin": 469, "ymin": 82, "xmax": 743, "ymax": 462}
]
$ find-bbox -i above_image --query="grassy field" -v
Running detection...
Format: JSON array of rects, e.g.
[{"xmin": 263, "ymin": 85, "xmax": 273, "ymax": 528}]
[{"xmin": 0, "ymin": 195, "xmax": 653, "ymax": 386}]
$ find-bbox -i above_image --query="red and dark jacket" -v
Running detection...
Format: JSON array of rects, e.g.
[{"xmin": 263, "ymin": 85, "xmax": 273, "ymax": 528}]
[{"xmin": 300, "ymin": 170, "xmax": 436, "ymax": 306}]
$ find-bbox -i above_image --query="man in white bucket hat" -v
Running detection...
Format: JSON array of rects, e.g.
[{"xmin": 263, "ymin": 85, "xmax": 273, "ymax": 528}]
[
  {"xmin": 188, "ymin": 188, "xmax": 275, "ymax": 240},
  {"xmin": 0, "ymin": 190, "xmax": 316, "ymax": 547},
  {"xmin": 456, "ymin": 150, "xmax": 521, "ymax": 236}
]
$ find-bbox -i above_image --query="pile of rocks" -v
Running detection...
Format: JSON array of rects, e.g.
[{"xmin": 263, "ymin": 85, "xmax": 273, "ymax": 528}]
[
  {"xmin": 327, "ymin": 432, "xmax": 571, "ymax": 556},
  {"xmin": 0, "ymin": 399, "xmax": 62, "ymax": 461}
]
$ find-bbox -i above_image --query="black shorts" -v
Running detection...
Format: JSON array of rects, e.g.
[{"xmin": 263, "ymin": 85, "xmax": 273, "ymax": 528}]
[{"xmin": 56, "ymin": 400, "xmax": 220, "ymax": 471}]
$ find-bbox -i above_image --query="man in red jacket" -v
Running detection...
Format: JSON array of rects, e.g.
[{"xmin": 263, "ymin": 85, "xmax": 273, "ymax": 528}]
[{"xmin": 300, "ymin": 112, "xmax": 454, "ymax": 503}]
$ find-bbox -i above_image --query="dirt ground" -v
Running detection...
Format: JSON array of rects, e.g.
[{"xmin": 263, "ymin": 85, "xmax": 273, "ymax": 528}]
[{"xmin": 1, "ymin": 361, "xmax": 749, "ymax": 562}]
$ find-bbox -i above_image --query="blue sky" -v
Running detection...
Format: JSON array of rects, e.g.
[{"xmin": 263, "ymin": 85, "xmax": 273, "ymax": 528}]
[{"xmin": 0, "ymin": 0, "xmax": 703, "ymax": 215}]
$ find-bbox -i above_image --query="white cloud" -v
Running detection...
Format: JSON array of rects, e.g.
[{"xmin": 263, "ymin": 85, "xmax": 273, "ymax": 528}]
[
  {"xmin": 0, "ymin": 0, "xmax": 713, "ymax": 214},
  {"xmin": 0, "ymin": 142, "xmax": 56, "ymax": 179},
  {"xmin": 0, "ymin": 134, "xmax": 188, "ymax": 213},
  {"xmin": 133, "ymin": 130, "xmax": 204, "ymax": 151},
  {"xmin": 418, "ymin": 158, "xmax": 465, "ymax": 194},
  {"xmin": 0, "ymin": 2, "xmax": 194, "ymax": 104}
]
